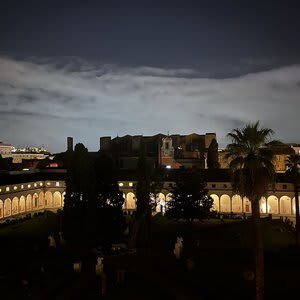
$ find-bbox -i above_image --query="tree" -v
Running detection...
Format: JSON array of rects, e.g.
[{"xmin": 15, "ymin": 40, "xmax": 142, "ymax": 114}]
[
  {"xmin": 226, "ymin": 121, "xmax": 279, "ymax": 300},
  {"xmin": 63, "ymin": 143, "xmax": 93, "ymax": 244},
  {"xmin": 166, "ymin": 168, "xmax": 213, "ymax": 222},
  {"xmin": 94, "ymin": 152, "xmax": 125, "ymax": 245},
  {"xmin": 286, "ymin": 154, "xmax": 300, "ymax": 246},
  {"xmin": 207, "ymin": 138, "xmax": 220, "ymax": 169},
  {"xmin": 128, "ymin": 139, "xmax": 151, "ymax": 248},
  {"xmin": 63, "ymin": 144, "xmax": 124, "ymax": 247}
]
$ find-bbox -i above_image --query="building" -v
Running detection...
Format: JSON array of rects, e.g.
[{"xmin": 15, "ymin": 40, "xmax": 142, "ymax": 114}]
[
  {"xmin": 0, "ymin": 142, "xmax": 13, "ymax": 158},
  {"xmin": 0, "ymin": 168, "xmax": 298, "ymax": 221},
  {"xmin": 99, "ymin": 132, "xmax": 218, "ymax": 170},
  {"xmin": 11, "ymin": 146, "xmax": 50, "ymax": 163},
  {"xmin": 218, "ymin": 144, "xmax": 296, "ymax": 172},
  {"xmin": 0, "ymin": 135, "xmax": 299, "ymax": 221}
]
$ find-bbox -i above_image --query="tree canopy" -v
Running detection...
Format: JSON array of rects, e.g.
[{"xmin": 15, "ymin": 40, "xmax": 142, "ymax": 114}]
[{"xmin": 166, "ymin": 168, "xmax": 213, "ymax": 222}]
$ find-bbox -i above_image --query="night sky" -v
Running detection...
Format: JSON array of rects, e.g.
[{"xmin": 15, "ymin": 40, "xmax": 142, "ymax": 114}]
[{"xmin": 1, "ymin": 0, "xmax": 300, "ymax": 152}]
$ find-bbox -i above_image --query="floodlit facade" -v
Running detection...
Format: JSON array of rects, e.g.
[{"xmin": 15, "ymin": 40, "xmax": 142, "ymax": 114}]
[{"xmin": 0, "ymin": 170, "xmax": 298, "ymax": 220}]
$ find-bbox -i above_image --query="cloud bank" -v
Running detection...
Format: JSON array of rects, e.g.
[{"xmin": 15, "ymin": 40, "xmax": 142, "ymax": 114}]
[{"xmin": 0, "ymin": 56, "xmax": 299, "ymax": 152}]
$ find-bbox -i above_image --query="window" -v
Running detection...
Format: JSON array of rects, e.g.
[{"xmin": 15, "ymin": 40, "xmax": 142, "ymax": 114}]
[
  {"xmin": 14, "ymin": 186, "xmax": 17, "ymax": 190},
  {"xmin": 165, "ymin": 142, "xmax": 169, "ymax": 150},
  {"xmin": 129, "ymin": 182, "xmax": 133, "ymax": 187},
  {"xmin": 28, "ymin": 184, "xmax": 31, "ymax": 188},
  {"xmin": 282, "ymin": 184, "xmax": 287, "ymax": 189},
  {"xmin": 223, "ymin": 184, "xmax": 227, "ymax": 188},
  {"xmin": 47, "ymin": 182, "xmax": 51, "ymax": 186},
  {"xmin": 55, "ymin": 182, "xmax": 60, "ymax": 187},
  {"xmin": 119, "ymin": 183, "xmax": 124, "ymax": 187},
  {"xmin": 40, "ymin": 182, "xmax": 43, "ymax": 186},
  {"xmin": 212, "ymin": 184, "xmax": 216, "ymax": 188},
  {"xmin": 21, "ymin": 185, "xmax": 24, "ymax": 189},
  {"xmin": 34, "ymin": 183, "xmax": 37, "ymax": 187},
  {"xmin": 6, "ymin": 187, "xmax": 10, "ymax": 192}
]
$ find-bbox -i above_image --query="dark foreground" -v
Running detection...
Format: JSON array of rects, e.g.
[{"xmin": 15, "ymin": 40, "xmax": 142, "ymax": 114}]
[{"xmin": 0, "ymin": 213, "xmax": 299, "ymax": 299}]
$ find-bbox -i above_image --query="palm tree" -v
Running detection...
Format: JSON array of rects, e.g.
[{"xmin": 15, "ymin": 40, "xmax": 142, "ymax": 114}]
[
  {"xmin": 286, "ymin": 154, "xmax": 300, "ymax": 246},
  {"xmin": 226, "ymin": 121, "xmax": 279, "ymax": 300}
]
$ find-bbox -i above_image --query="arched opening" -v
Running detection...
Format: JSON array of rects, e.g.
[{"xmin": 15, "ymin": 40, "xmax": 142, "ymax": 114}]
[
  {"xmin": 166, "ymin": 193, "xmax": 172, "ymax": 202},
  {"xmin": 53, "ymin": 191, "xmax": 62, "ymax": 207},
  {"xmin": 280, "ymin": 196, "xmax": 291, "ymax": 214},
  {"xmin": 38, "ymin": 192, "xmax": 44, "ymax": 207},
  {"xmin": 232, "ymin": 195, "xmax": 243, "ymax": 213},
  {"xmin": 267, "ymin": 196, "xmax": 279, "ymax": 214},
  {"xmin": 260, "ymin": 197, "xmax": 268, "ymax": 214},
  {"xmin": 292, "ymin": 196, "xmax": 300, "ymax": 215},
  {"xmin": 62, "ymin": 192, "xmax": 66, "ymax": 207},
  {"xmin": 220, "ymin": 194, "xmax": 231, "ymax": 212},
  {"xmin": 126, "ymin": 192, "xmax": 136, "ymax": 210},
  {"xmin": 4, "ymin": 198, "xmax": 11, "ymax": 217},
  {"xmin": 19, "ymin": 196, "xmax": 26, "ymax": 213},
  {"xmin": 156, "ymin": 193, "xmax": 166, "ymax": 213},
  {"xmin": 243, "ymin": 198, "xmax": 252, "ymax": 213},
  {"xmin": 45, "ymin": 191, "xmax": 53, "ymax": 207},
  {"xmin": 26, "ymin": 195, "xmax": 32, "ymax": 211},
  {"xmin": 32, "ymin": 193, "xmax": 38, "ymax": 209},
  {"xmin": 0, "ymin": 200, "xmax": 3, "ymax": 218},
  {"xmin": 12, "ymin": 197, "xmax": 19, "ymax": 215},
  {"xmin": 210, "ymin": 194, "xmax": 219, "ymax": 212}
]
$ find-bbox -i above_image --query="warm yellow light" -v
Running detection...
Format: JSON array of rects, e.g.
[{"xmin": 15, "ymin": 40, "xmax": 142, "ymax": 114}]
[
  {"xmin": 6, "ymin": 187, "xmax": 10, "ymax": 192},
  {"xmin": 28, "ymin": 184, "xmax": 31, "ymax": 188},
  {"xmin": 14, "ymin": 186, "xmax": 17, "ymax": 190},
  {"xmin": 40, "ymin": 182, "xmax": 43, "ymax": 186},
  {"xmin": 129, "ymin": 182, "xmax": 133, "ymax": 187},
  {"xmin": 34, "ymin": 183, "xmax": 37, "ymax": 187},
  {"xmin": 119, "ymin": 183, "xmax": 124, "ymax": 187}
]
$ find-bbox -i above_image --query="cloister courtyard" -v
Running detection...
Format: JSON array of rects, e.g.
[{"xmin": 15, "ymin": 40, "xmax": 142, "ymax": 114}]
[{"xmin": 1, "ymin": 212, "xmax": 300, "ymax": 299}]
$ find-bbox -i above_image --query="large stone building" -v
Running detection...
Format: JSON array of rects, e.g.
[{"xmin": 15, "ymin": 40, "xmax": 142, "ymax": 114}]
[
  {"xmin": 0, "ymin": 142, "xmax": 13, "ymax": 158},
  {"xmin": 218, "ymin": 144, "xmax": 297, "ymax": 172},
  {"xmin": 0, "ymin": 134, "xmax": 299, "ymax": 222},
  {"xmin": 99, "ymin": 132, "xmax": 218, "ymax": 170}
]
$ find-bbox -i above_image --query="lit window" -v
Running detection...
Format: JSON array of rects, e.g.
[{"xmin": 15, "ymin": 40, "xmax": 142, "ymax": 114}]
[
  {"xmin": 47, "ymin": 182, "xmax": 51, "ymax": 186},
  {"xmin": 28, "ymin": 184, "xmax": 31, "ymax": 188},
  {"xmin": 14, "ymin": 186, "xmax": 17, "ymax": 190},
  {"xmin": 55, "ymin": 182, "xmax": 60, "ymax": 187},
  {"xmin": 6, "ymin": 187, "xmax": 10, "ymax": 192},
  {"xmin": 119, "ymin": 183, "xmax": 124, "ymax": 187},
  {"xmin": 129, "ymin": 182, "xmax": 133, "ymax": 187},
  {"xmin": 34, "ymin": 183, "xmax": 37, "ymax": 187},
  {"xmin": 166, "ymin": 165, "xmax": 171, "ymax": 169},
  {"xmin": 0, "ymin": 188, "xmax": 2, "ymax": 192},
  {"xmin": 21, "ymin": 185, "xmax": 24, "ymax": 189},
  {"xmin": 40, "ymin": 182, "xmax": 43, "ymax": 186}
]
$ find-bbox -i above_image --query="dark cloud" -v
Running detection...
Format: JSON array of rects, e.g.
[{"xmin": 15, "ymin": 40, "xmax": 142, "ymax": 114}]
[{"xmin": 0, "ymin": 56, "xmax": 299, "ymax": 152}]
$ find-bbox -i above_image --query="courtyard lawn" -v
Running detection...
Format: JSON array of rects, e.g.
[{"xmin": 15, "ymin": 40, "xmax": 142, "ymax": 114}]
[
  {"xmin": 0, "ymin": 211, "xmax": 61, "ymax": 238},
  {"xmin": 0, "ymin": 215, "xmax": 298, "ymax": 299}
]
